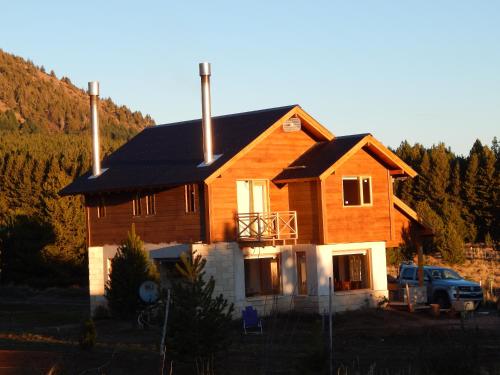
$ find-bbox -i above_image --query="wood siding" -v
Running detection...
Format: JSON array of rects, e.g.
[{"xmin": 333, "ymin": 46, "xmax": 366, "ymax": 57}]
[
  {"xmin": 86, "ymin": 185, "xmax": 202, "ymax": 246},
  {"xmin": 288, "ymin": 181, "xmax": 320, "ymax": 244},
  {"xmin": 389, "ymin": 206, "xmax": 412, "ymax": 248},
  {"xmin": 209, "ymin": 126, "xmax": 317, "ymax": 242},
  {"xmin": 324, "ymin": 147, "xmax": 393, "ymax": 243}
]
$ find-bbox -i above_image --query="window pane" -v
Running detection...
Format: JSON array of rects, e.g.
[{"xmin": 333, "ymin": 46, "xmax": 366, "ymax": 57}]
[
  {"xmin": 343, "ymin": 179, "xmax": 360, "ymax": 206},
  {"xmin": 146, "ymin": 193, "xmax": 155, "ymax": 215},
  {"xmin": 185, "ymin": 184, "xmax": 196, "ymax": 213},
  {"xmin": 362, "ymin": 178, "xmax": 371, "ymax": 204},
  {"xmin": 332, "ymin": 254, "xmax": 369, "ymax": 291},
  {"xmin": 296, "ymin": 252, "xmax": 307, "ymax": 295},
  {"xmin": 97, "ymin": 196, "xmax": 105, "ymax": 218},
  {"xmin": 244, "ymin": 257, "xmax": 281, "ymax": 297},
  {"xmin": 133, "ymin": 194, "xmax": 141, "ymax": 216}
]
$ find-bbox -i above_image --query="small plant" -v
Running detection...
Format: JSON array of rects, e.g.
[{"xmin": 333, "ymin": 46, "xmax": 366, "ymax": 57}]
[
  {"xmin": 377, "ymin": 295, "xmax": 389, "ymax": 309},
  {"xmin": 79, "ymin": 318, "xmax": 96, "ymax": 350}
]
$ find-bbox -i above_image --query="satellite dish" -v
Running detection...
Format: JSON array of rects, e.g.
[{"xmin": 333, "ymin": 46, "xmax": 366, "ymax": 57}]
[{"xmin": 139, "ymin": 281, "xmax": 159, "ymax": 304}]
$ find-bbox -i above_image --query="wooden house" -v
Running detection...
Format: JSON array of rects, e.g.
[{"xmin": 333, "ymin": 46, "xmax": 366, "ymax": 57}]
[{"xmin": 61, "ymin": 68, "xmax": 429, "ymax": 315}]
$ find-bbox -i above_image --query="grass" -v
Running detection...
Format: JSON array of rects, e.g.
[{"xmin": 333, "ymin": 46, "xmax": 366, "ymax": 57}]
[{"xmin": 0, "ymin": 289, "xmax": 499, "ymax": 374}]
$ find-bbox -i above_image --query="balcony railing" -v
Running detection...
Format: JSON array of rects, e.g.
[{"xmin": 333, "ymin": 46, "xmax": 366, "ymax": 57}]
[{"xmin": 236, "ymin": 211, "xmax": 298, "ymax": 244}]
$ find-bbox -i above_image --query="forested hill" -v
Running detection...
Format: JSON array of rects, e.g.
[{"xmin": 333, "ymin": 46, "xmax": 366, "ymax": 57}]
[
  {"xmin": 0, "ymin": 49, "xmax": 155, "ymax": 288},
  {"xmin": 0, "ymin": 48, "xmax": 154, "ymax": 136}
]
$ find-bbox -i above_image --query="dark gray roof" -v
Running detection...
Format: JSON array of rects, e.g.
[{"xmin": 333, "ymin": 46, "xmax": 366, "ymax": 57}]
[
  {"xmin": 61, "ymin": 105, "xmax": 297, "ymax": 195},
  {"xmin": 273, "ymin": 134, "xmax": 370, "ymax": 181}
]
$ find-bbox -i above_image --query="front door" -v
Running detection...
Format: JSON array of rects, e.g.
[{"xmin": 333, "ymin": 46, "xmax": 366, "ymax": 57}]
[{"xmin": 237, "ymin": 180, "xmax": 269, "ymax": 238}]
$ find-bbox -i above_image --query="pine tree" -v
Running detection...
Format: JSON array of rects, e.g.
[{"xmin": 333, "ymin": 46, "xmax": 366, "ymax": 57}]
[
  {"xmin": 168, "ymin": 251, "xmax": 234, "ymax": 374},
  {"xmin": 475, "ymin": 146, "xmax": 496, "ymax": 241},
  {"xmin": 105, "ymin": 224, "xmax": 158, "ymax": 318},
  {"xmin": 462, "ymin": 152, "xmax": 479, "ymax": 241},
  {"xmin": 414, "ymin": 151, "xmax": 431, "ymax": 202},
  {"xmin": 428, "ymin": 144, "xmax": 450, "ymax": 208}
]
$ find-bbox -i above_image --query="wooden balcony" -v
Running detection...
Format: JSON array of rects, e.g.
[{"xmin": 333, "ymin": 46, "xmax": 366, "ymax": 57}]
[{"xmin": 236, "ymin": 211, "xmax": 298, "ymax": 245}]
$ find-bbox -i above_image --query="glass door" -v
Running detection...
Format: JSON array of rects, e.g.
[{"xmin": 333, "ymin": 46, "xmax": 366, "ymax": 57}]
[{"xmin": 237, "ymin": 180, "xmax": 269, "ymax": 238}]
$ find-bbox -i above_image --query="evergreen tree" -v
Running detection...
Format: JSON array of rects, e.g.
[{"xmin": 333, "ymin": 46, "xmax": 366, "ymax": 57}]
[
  {"xmin": 414, "ymin": 151, "xmax": 431, "ymax": 202},
  {"xmin": 448, "ymin": 161, "xmax": 462, "ymax": 206},
  {"xmin": 428, "ymin": 144, "xmax": 450, "ymax": 208},
  {"xmin": 168, "ymin": 251, "xmax": 234, "ymax": 374},
  {"xmin": 475, "ymin": 145, "xmax": 497, "ymax": 241},
  {"xmin": 105, "ymin": 224, "xmax": 158, "ymax": 318},
  {"xmin": 462, "ymin": 152, "xmax": 479, "ymax": 241}
]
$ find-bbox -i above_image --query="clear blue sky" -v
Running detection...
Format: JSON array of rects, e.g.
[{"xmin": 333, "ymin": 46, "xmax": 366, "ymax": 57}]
[{"xmin": 2, "ymin": 0, "xmax": 498, "ymax": 155}]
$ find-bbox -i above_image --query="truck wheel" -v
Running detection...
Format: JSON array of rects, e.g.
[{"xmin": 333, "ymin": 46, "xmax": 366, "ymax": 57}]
[{"xmin": 434, "ymin": 293, "xmax": 450, "ymax": 309}]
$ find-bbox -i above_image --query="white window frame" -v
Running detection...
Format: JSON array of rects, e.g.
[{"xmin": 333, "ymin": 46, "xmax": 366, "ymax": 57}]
[
  {"xmin": 97, "ymin": 195, "xmax": 106, "ymax": 218},
  {"xmin": 236, "ymin": 179, "xmax": 270, "ymax": 214},
  {"xmin": 146, "ymin": 193, "xmax": 156, "ymax": 216},
  {"xmin": 342, "ymin": 176, "xmax": 373, "ymax": 207},
  {"xmin": 185, "ymin": 184, "xmax": 197, "ymax": 213},
  {"xmin": 332, "ymin": 250, "xmax": 372, "ymax": 292},
  {"xmin": 133, "ymin": 193, "xmax": 142, "ymax": 216}
]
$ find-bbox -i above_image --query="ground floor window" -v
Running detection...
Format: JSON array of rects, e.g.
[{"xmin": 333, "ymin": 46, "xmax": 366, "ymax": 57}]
[
  {"xmin": 332, "ymin": 253, "xmax": 369, "ymax": 291},
  {"xmin": 296, "ymin": 251, "xmax": 307, "ymax": 295},
  {"xmin": 244, "ymin": 256, "xmax": 281, "ymax": 297}
]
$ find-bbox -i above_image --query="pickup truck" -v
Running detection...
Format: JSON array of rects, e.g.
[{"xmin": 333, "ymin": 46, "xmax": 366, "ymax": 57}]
[{"xmin": 396, "ymin": 264, "xmax": 483, "ymax": 309}]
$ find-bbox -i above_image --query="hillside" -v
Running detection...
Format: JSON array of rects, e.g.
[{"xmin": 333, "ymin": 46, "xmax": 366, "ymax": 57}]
[
  {"xmin": 0, "ymin": 48, "xmax": 154, "ymax": 135},
  {"xmin": 0, "ymin": 50, "xmax": 156, "ymax": 287}
]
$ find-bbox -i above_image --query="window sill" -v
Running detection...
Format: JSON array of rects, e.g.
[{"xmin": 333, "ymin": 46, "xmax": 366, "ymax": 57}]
[
  {"xmin": 334, "ymin": 288, "xmax": 372, "ymax": 296},
  {"xmin": 245, "ymin": 294, "xmax": 282, "ymax": 300},
  {"xmin": 342, "ymin": 204, "xmax": 373, "ymax": 208}
]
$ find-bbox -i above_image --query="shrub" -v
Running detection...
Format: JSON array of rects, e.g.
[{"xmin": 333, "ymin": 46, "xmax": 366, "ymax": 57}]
[
  {"xmin": 105, "ymin": 224, "xmax": 158, "ymax": 318},
  {"xmin": 79, "ymin": 319, "xmax": 96, "ymax": 350}
]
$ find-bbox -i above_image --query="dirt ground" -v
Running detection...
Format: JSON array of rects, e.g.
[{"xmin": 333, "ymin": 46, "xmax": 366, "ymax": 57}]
[{"xmin": 0, "ymin": 290, "xmax": 499, "ymax": 374}]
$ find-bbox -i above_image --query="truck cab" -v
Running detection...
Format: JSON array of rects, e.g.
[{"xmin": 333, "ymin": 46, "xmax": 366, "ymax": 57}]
[{"xmin": 398, "ymin": 264, "xmax": 483, "ymax": 309}]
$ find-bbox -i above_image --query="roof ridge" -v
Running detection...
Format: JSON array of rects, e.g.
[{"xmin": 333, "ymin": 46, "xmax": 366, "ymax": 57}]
[
  {"xmin": 333, "ymin": 133, "xmax": 371, "ymax": 140},
  {"xmin": 147, "ymin": 104, "xmax": 299, "ymax": 130}
]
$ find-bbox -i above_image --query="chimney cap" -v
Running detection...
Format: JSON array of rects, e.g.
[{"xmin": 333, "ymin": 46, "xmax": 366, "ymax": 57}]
[
  {"xmin": 88, "ymin": 81, "xmax": 100, "ymax": 96},
  {"xmin": 199, "ymin": 62, "xmax": 211, "ymax": 76}
]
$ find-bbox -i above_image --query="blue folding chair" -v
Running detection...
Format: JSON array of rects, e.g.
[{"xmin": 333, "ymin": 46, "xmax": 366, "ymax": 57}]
[{"xmin": 242, "ymin": 306, "xmax": 263, "ymax": 334}]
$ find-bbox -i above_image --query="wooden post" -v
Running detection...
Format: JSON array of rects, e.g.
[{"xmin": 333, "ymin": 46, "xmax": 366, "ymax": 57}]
[
  {"xmin": 160, "ymin": 289, "xmax": 171, "ymax": 375},
  {"xmin": 405, "ymin": 283, "xmax": 412, "ymax": 311},
  {"xmin": 417, "ymin": 244, "xmax": 424, "ymax": 287},
  {"xmin": 328, "ymin": 277, "xmax": 333, "ymax": 375}
]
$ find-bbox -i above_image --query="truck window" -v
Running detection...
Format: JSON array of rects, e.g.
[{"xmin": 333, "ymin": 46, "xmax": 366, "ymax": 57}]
[{"xmin": 401, "ymin": 268, "xmax": 415, "ymax": 280}]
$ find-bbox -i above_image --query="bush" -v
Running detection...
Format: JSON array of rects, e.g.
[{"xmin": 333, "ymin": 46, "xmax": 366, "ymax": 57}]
[
  {"xmin": 105, "ymin": 224, "xmax": 158, "ymax": 318},
  {"xmin": 78, "ymin": 319, "xmax": 96, "ymax": 350}
]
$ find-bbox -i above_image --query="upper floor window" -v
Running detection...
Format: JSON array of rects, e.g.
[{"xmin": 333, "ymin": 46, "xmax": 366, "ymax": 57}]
[
  {"xmin": 342, "ymin": 176, "xmax": 372, "ymax": 206},
  {"xmin": 185, "ymin": 184, "xmax": 197, "ymax": 213},
  {"xmin": 146, "ymin": 193, "xmax": 156, "ymax": 216},
  {"xmin": 133, "ymin": 193, "xmax": 142, "ymax": 216},
  {"xmin": 97, "ymin": 196, "xmax": 106, "ymax": 218}
]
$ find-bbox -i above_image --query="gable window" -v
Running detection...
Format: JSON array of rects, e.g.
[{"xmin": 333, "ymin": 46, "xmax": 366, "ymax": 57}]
[
  {"xmin": 244, "ymin": 256, "xmax": 281, "ymax": 297},
  {"xmin": 342, "ymin": 177, "xmax": 372, "ymax": 206},
  {"xmin": 146, "ymin": 193, "xmax": 156, "ymax": 216},
  {"xmin": 133, "ymin": 193, "xmax": 142, "ymax": 216},
  {"xmin": 97, "ymin": 196, "xmax": 106, "ymax": 218},
  {"xmin": 332, "ymin": 253, "xmax": 369, "ymax": 291},
  {"xmin": 185, "ymin": 184, "xmax": 197, "ymax": 213}
]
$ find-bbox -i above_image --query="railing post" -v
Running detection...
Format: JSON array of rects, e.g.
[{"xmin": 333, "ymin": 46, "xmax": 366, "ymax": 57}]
[
  {"xmin": 276, "ymin": 212, "xmax": 280, "ymax": 240},
  {"xmin": 257, "ymin": 213, "xmax": 261, "ymax": 241}
]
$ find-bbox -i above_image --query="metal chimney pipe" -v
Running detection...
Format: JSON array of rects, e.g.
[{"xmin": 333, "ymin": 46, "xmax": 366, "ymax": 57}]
[
  {"xmin": 88, "ymin": 81, "xmax": 101, "ymax": 177},
  {"xmin": 199, "ymin": 62, "xmax": 213, "ymax": 165}
]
